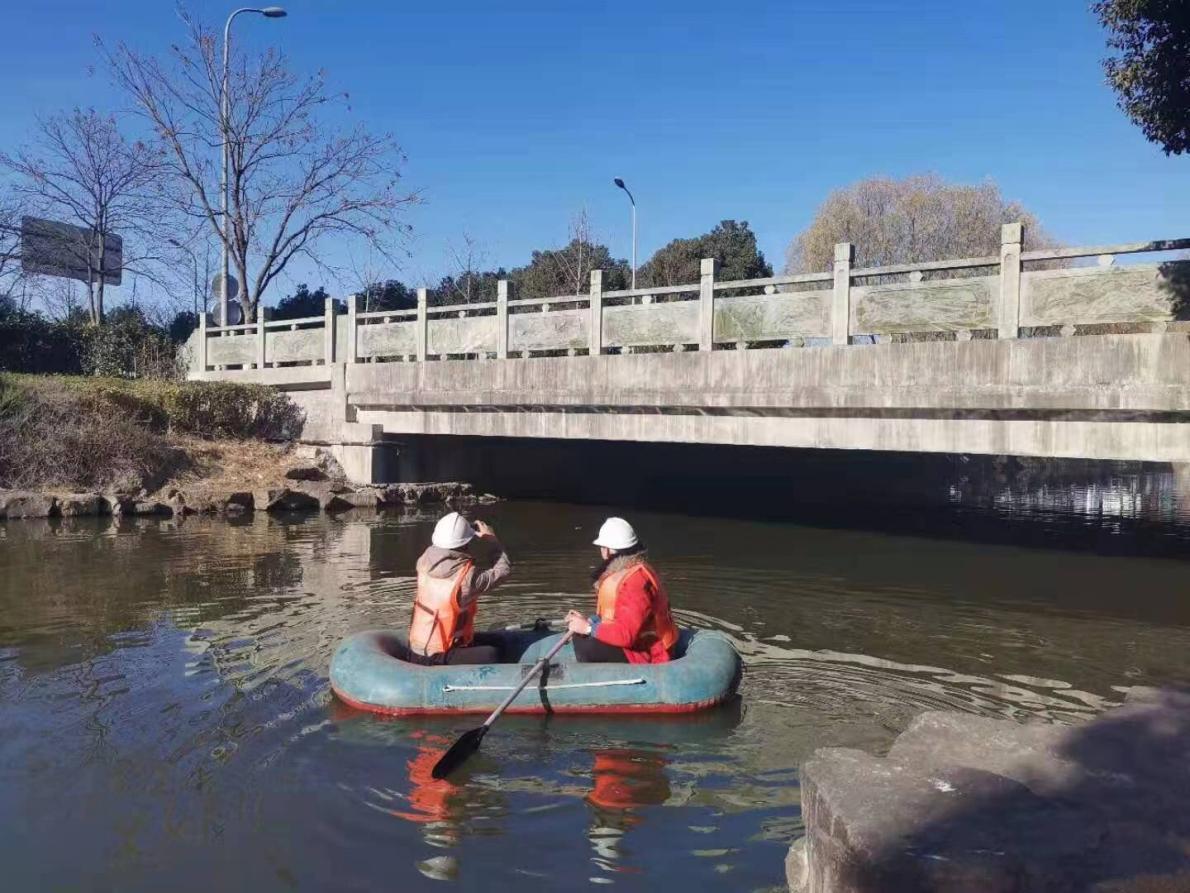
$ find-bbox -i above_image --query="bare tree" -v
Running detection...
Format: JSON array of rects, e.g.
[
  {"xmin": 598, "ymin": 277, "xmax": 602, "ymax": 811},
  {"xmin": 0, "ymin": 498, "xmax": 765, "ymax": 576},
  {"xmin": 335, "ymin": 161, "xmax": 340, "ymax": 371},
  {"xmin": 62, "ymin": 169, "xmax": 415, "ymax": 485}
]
[
  {"xmin": 164, "ymin": 224, "xmax": 216, "ymax": 320},
  {"xmin": 444, "ymin": 232, "xmax": 490, "ymax": 303},
  {"xmin": 555, "ymin": 209, "xmax": 595, "ymax": 296},
  {"xmin": 0, "ymin": 108, "xmax": 163, "ymax": 323},
  {"xmin": 785, "ymin": 174, "xmax": 1059, "ymax": 275},
  {"xmin": 100, "ymin": 12, "xmax": 417, "ymax": 322},
  {"xmin": 40, "ymin": 279, "xmax": 85, "ymax": 321},
  {"xmin": 515, "ymin": 209, "xmax": 629, "ymax": 298},
  {"xmin": 0, "ymin": 192, "xmax": 26, "ymax": 301}
]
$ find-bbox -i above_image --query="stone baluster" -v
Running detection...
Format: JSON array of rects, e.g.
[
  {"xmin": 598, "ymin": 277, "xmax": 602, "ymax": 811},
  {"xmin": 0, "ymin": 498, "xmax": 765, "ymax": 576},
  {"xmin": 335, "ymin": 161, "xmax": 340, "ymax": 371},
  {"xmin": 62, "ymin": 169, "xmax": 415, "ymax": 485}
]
[
  {"xmin": 346, "ymin": 293, "xmax": 358, "ymax": 364},
  {"xmin": 198, "ymin": 311, "xmax": 208, "ymax": 372},
  {"xmin": 589, "ymin": 269, "xmax": 603, "ymax": 356},
  {"xmin": 323, "ymin": 297, "xmax": 336, "ymax": 364},
  {"xmin": 497, "ymin": 279, "xmax": 510, "ymax": 359},
  {"xmin": 832, "ymin": 242, "xmax": 854, "ymax": 346},
  {"xmin": 416, "ymin": 287, "xmax": 428, "ymax": 361},
  {"xmin": 256, "ymin": 307, "xmax": 266, "ymax": 369},
  {"xmin": 998, "ymin": 222, "xmax": 1023, "ymax": 339},
  {"xmin": 699, "ymin": 257, "xmax": 718, "ymax": 351}
]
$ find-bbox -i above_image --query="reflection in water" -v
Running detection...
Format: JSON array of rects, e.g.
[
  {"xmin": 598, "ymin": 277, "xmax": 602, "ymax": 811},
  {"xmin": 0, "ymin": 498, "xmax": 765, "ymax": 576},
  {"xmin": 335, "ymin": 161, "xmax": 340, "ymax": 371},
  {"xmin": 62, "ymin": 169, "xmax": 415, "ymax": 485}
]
[
  {"xmin": 0, "ymin": 499, "xmax": 1187, "ymax": 891},
  {"xmin": 585, "ymin": 745, "xmax": 672, "ymax": 882}
]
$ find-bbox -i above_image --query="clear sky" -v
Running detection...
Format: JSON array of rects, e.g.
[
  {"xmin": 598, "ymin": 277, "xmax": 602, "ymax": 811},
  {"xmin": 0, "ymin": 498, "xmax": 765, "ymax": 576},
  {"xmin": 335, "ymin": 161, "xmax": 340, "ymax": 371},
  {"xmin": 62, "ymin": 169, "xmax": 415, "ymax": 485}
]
[{"xmin": 1, "ymin": 0, "xmax": 1185, "ymax": 303}]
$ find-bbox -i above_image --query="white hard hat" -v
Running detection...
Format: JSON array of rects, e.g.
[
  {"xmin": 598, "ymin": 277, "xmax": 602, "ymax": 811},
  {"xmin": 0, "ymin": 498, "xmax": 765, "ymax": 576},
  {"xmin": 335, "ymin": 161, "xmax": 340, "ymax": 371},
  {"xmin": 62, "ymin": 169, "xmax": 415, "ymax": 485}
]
[
  {"xmin": 432, "ymin": 512, "xmax": 476, "ymax": 550},
  {"xmin": 593, "ymin": 517, "xmax": 638, "ymax": 551}
]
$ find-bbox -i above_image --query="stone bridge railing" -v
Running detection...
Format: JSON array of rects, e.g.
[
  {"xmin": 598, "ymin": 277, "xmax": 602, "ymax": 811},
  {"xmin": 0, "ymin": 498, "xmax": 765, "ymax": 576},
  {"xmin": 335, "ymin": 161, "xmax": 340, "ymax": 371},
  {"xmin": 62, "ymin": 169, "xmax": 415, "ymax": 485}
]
[{"xmin": 196, "ymin": 225, "xmax": 1189, "ymax": 373}]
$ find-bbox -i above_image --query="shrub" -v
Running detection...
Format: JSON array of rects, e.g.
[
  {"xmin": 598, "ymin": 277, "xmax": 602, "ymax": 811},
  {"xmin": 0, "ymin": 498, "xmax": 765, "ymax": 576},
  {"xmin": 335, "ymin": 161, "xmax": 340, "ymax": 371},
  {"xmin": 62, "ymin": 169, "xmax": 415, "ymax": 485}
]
[
  {"xmin": 81, "ymin": 310, "xmax": 178, "ymax": 379},
  {"xmin": 151, "ymin": 381, "xmax": 304, "ymax": 440},
  {"xmin": 0, "ymin": 375, "xmax": 305, "ymax": 491},
  {"xmin": 0, "ymin": 374, "xmax": 182, "ymax": 491}
]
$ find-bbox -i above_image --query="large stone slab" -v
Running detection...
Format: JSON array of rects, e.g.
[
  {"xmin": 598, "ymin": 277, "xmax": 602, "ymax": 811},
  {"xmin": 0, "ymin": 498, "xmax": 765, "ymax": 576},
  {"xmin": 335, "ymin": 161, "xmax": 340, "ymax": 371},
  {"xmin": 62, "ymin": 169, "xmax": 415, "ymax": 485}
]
[
  {"xmin": 0, "ymin": 490, "xmax": 57, "ymax": 519},
  {"xmin": 56, "ymin": 493, "xmax": 106, "ymax": 517},
  {"xmin": 791, "ymin": 688, "xmax": 1190, "ymax": 892}
]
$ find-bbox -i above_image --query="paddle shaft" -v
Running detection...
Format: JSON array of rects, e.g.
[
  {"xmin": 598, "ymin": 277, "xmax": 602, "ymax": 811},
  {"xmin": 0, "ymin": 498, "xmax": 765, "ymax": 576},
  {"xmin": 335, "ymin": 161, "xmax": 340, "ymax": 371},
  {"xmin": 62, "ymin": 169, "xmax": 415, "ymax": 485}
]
[
  {"xmin": 431, "ymin": 630, "xmax": 577, "ymax": 779},
  {"xmin": 481, "ymin": 631, "xmax": 574, "ymax": 729}
]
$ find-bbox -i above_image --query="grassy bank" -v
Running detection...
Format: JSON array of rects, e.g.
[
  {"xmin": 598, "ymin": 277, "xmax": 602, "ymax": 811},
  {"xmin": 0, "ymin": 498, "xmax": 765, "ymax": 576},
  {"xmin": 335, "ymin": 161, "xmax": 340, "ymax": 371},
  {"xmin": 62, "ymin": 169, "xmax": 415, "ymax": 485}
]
[{"xmin": 0, "ymin": 374, "xmax": 304, "ymax": 493}]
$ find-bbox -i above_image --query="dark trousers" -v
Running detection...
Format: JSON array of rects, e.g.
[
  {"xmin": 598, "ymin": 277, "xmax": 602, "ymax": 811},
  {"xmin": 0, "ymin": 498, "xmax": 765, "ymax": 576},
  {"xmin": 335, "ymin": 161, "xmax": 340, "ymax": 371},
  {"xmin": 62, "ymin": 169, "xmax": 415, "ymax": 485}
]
[
  {"xmin": 404, "ymin": 631, "xmax": 506, "ymax": 666},
  {"xmin": 573, "ymin": 635, "xmax": 629, "ymax": 663}
]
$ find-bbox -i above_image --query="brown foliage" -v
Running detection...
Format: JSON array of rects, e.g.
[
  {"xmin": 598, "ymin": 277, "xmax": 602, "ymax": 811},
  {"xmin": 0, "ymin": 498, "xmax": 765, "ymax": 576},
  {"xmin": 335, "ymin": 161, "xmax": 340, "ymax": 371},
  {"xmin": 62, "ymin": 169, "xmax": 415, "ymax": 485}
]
[
  {"xmin": 0, "ymin": 375, "xmax": 305, "ymax": 491},
  {"xmin": 0, "ymin": 375, "xmax": 182, "ymax": 491},
  {"xmin": 785, "ymin": 175, "xmax": 1059, "ymax": 274}
]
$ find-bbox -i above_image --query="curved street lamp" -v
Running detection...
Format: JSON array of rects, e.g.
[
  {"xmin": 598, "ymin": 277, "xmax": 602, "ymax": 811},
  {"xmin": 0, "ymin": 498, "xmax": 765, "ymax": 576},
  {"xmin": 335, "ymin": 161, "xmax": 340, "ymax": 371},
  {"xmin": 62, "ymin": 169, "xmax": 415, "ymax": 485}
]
[
  {"xmin": 613, "ymin": 177, "xmax": 636, "ymax": 290},
  {"xmin": 220, "ymin": 7, "xmax": 287, "ymax": 327}
]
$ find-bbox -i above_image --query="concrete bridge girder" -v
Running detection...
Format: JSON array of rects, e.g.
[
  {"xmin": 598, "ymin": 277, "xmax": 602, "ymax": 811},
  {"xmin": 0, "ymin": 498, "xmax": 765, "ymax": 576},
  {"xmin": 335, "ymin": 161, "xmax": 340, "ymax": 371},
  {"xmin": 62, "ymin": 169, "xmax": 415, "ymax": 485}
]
[{"xmin": 195, "ymin": 334, "xmax": 1190, "ymax": 480}]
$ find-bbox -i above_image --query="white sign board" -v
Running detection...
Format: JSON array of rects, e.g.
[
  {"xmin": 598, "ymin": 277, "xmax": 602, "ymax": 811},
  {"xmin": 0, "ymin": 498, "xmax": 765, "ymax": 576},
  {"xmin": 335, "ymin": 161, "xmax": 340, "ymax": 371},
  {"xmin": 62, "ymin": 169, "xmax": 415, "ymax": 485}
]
[{"xmin": 20, "ymin": 216, "xmax": 122, "ymax": 285}]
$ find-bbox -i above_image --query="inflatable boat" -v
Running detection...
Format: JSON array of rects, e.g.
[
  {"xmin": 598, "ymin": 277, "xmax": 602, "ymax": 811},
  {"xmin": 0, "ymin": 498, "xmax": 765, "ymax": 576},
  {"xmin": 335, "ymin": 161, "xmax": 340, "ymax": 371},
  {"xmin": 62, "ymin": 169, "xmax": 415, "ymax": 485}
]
[{"xmin": 329, "ymin": 627, "xmax": 741, "ymax": 716}]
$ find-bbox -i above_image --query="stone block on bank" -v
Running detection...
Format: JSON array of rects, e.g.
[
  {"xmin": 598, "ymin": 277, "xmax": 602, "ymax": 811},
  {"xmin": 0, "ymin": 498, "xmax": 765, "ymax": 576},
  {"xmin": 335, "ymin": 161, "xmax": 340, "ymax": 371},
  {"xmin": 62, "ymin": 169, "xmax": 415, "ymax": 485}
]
[
  {"xmin": 0, "ymin": 490, "xmax": 57, "ymax": 519},
  {"xmin": 129, "ymin": 500, "xmax": 173, "ymax": 517},
  {"xmin": 55, "ymin": 493, "xmax": 105, "ymax": 517},
  {"xmin": 320, "ymin": 492, "xmax": 355, "ymax": 512},
  {"xmin": 217, "ymin": 492, "xmax": 254, "ymax": 514},
  {"xmin": 258, "ymin": 488, "xmax": 320, "ymax": 512},
  {"xmin": 790, "ymin": 688, "xmax": 1190, "ymax": 893},
  {"xmin": 341, "ymin": 489, "xmax": 382, "ymax": 510},
  {"xmin": 284, "ymin": 464, "xmax": 327, "ymax": 482}
]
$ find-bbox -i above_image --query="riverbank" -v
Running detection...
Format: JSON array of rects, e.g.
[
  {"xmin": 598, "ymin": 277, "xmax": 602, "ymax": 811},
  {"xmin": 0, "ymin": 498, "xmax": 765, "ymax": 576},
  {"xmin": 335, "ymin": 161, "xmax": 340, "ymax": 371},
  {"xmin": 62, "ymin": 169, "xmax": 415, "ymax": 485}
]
[
  {"xmin": 0, "ymin": 374, "xmax": 494, "ymax": 519},
  {"xmin": 788, "ymin": 688, "xmax": 1190, "ymax": 892}
]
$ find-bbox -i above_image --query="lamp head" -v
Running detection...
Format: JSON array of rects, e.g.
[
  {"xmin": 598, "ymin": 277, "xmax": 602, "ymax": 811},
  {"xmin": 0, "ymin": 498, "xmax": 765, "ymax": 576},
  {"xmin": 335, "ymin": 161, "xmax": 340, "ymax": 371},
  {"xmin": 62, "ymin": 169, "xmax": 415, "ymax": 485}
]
[{"xmin": 261, "ymin": 6, "xmax": 287, "ymax": 17}]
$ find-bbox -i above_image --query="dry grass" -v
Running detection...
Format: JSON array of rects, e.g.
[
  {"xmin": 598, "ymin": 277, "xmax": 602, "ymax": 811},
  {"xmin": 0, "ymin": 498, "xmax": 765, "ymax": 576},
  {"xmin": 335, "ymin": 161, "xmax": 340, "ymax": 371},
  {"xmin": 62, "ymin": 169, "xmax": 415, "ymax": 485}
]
[
  {"xmin": 0, "ymin": 374, "xmax": 305, "ymax": 494},
  {"xmin": 162, "ymin": 436, "xmax": 298, "ymax": 500}
]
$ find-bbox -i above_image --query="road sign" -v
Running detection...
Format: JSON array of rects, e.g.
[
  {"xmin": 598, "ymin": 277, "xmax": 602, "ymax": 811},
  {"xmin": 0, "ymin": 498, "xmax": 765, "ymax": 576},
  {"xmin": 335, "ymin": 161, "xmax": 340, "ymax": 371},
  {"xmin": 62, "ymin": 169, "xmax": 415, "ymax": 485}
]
[
  {"xmin": 211, "ymin": 272, "xmax": 240, "ymax": 301},
  {"xmin": 216, "ymin": 300, "xmax": 244, "ymax": 326},
  {"xmin": 20, "ymin": 216, "xmax": 122, "ymax": 285}
]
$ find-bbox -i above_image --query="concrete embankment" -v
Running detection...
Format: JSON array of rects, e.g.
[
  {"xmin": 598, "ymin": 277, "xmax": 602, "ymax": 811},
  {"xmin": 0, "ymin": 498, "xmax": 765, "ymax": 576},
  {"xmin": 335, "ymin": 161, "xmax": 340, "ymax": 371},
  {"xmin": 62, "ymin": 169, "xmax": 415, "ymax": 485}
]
[{"xmin": 788, "ymin": 688, "xmax": 1190, "ymax": 892}]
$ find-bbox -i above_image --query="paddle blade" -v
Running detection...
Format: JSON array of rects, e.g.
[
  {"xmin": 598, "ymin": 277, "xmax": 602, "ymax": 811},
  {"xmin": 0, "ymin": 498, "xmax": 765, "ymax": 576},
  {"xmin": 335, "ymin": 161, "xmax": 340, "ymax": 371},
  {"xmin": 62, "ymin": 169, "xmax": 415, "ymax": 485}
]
[{"xmin": 431, "ymin": 725, "xmax": 488, "ymax": 780}]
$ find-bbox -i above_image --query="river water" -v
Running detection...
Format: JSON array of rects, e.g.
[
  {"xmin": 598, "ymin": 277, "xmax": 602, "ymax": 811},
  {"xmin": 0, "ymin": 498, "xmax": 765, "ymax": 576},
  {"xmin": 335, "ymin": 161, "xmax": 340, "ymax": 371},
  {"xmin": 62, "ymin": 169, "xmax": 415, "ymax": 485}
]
[{"xmin": 1, "ymin": 498, "xmax": 1188, "ymax": 891}]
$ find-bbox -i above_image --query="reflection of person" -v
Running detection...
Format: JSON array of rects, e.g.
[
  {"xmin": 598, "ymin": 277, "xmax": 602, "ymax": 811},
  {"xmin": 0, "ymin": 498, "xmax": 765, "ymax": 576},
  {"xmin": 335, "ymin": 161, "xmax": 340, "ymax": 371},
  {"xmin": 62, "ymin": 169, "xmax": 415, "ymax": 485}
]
[
  {"xmin": 392, "ymin": 731, "xmax": 459, "ymax": 830},
  {"xmin": 407, "ymin": 512, "xmax": 511, "ymax": 665},
  {"xmin": 585, "ymin": 744, "xmax": 672, "ymax": 879},
  {"xmin": 587, "ymin": 746, "xmax": 672, "ymax": 812},
  {"xmin": 566, "ymin": 518, "xmax": 678, "ymax": 664}
]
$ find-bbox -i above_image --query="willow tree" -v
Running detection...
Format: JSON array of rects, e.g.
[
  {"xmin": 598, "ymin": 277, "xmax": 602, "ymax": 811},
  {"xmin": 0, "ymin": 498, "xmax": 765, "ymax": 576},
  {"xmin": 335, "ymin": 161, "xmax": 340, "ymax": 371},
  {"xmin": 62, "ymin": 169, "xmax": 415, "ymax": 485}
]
[
  {"xmin": 784, "ymin": 175, "xmax": 1056, "ymax": 274},
  {"xmin": 101, "ymin": 13, "xmax": 417, "ymax": 322}
]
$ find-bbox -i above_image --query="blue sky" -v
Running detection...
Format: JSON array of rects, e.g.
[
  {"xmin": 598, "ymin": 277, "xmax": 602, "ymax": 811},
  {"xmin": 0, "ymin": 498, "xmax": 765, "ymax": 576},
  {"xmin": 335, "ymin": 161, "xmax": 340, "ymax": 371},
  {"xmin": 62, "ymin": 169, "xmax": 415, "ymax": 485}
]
[{"xmin": 1, "ymin": 0, "xmax": 1185, "ymax": 303}]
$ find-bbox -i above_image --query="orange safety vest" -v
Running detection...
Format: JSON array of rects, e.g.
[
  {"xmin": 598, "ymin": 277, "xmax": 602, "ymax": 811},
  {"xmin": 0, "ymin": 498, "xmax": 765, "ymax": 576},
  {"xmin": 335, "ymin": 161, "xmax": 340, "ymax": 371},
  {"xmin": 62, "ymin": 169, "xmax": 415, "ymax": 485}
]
[
  {"xmin": 595, "ymin": 561, "xmax": 679, "ymax": 652},
  {"xmin": 409, "ymin": 561, "xmax": 476, "ymax": 657}
]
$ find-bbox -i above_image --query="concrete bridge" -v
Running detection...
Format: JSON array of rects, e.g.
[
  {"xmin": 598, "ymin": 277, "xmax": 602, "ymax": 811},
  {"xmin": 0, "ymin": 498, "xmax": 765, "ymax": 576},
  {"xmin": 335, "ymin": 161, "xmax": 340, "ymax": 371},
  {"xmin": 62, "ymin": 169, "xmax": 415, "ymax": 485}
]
[{"xmin": 189, "ymin": 226, "xmax": 1190, "ymax": 483}]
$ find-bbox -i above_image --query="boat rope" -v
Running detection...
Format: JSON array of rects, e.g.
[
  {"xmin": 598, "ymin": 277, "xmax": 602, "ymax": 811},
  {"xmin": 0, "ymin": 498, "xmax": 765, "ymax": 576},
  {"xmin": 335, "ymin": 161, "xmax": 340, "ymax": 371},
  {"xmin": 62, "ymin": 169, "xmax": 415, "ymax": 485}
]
[{"xmin": 442, "ymin": 678, "xmax": 646, "ymax": 693}]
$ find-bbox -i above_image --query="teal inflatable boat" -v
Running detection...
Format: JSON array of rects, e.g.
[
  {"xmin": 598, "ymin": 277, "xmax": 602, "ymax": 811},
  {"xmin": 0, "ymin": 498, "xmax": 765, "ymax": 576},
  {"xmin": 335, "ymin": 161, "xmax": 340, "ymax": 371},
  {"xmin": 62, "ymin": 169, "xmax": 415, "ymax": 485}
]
[{"xmin": 329, "ymin": 627, "xmax": 741, "ymax": 716}]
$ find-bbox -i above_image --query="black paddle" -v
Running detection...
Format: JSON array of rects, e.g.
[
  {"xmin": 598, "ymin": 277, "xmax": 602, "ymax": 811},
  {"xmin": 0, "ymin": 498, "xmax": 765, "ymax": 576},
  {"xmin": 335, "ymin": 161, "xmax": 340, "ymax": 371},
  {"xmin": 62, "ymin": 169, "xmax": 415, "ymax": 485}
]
[{"xmin": 431, "ymin": 631, "xmax": 575, "ymax": 780}]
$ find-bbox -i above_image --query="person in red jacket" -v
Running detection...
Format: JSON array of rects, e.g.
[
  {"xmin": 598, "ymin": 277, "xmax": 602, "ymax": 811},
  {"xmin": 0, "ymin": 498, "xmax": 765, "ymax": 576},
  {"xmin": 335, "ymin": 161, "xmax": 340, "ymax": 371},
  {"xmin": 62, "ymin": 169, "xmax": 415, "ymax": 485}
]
[{"xmin": 565, "ymin": 517, "xmax": 679, "ymax": 664}]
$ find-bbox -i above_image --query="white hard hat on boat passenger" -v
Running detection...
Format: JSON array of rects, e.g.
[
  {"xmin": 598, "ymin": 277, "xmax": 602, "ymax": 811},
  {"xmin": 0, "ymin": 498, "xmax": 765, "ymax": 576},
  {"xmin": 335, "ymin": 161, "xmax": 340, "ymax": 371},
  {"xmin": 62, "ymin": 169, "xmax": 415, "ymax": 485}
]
[
  {"xmin": 432, "ymin": 512, "xmax": 476, "ymax": 550},
  {"xmin": 593, "ymin": 517, "xmax": 639, "ymax": 551}
]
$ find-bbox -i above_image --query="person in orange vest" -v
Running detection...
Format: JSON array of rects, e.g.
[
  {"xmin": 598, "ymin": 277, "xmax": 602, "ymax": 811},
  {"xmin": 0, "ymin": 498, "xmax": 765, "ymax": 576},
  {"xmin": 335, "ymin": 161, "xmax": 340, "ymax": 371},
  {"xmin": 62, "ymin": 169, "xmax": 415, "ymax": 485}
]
[
  {"xmin": 407, "ymin": 511, "xmax": 511, "ymax": 665},
  {"xmin": 565, "ymin": 517, "xmax": 679, "ymax": 664}
]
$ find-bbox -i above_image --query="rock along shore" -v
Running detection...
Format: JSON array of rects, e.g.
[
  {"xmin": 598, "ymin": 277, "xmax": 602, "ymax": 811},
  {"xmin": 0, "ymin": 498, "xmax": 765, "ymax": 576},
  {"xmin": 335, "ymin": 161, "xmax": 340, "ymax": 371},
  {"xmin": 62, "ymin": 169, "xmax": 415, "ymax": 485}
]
[
  {"xmin": 0, "ymin": 480, "xmax": 495, "ymax": 520},
  {"xmin": 788, "ymin": 687, "xmax": 1190, "ymax": 893},
  {"xmin": 0, "ymin": 449, "xmax": 496, "ymax": 521}
]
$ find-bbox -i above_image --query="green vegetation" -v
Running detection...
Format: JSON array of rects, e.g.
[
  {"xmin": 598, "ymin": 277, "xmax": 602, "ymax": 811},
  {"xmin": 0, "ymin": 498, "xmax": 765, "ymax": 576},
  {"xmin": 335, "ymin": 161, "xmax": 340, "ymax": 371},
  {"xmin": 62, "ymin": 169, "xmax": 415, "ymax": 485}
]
[
  {"xmin": 0, "ymin": 299, "xmax": 182, "ymax": 377},
  {"xmin": 0, "ymin": 374, "xmax": 303, "ymax": 491},
  {"xmin": 1096, "ymin": 0, "xmax": 1190, "ymax": 155}
]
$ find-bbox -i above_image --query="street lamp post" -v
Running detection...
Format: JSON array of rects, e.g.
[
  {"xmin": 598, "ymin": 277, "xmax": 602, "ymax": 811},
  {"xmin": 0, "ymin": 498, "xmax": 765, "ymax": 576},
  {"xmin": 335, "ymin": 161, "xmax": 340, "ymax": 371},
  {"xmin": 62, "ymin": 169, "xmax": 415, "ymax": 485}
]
[
  {"xmin": 613, "ymin": 177, "xmax": 636, "ymax": 290},
  {"xmin": 220, "ymin": 6, "xmax": 286, "ymax": 328}
]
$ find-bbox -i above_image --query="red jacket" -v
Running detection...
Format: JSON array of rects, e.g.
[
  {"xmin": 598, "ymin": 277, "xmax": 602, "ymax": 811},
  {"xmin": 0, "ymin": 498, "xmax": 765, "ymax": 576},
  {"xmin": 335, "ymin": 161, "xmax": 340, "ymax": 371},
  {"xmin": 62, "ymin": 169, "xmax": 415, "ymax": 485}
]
[{"xmin": 593, "ymin": 559, "xmax": 677, "ymax": 665}]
